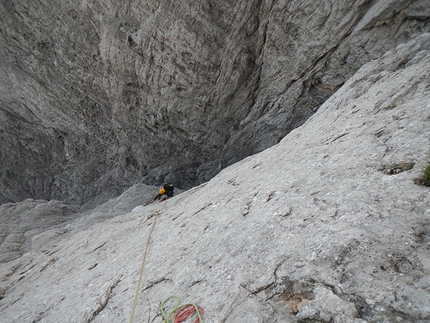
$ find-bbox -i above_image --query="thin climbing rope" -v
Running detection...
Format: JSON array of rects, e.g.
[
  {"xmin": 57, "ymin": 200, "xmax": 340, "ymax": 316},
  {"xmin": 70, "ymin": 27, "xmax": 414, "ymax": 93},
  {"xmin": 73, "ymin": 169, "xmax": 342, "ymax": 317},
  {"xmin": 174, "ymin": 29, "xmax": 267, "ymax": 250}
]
[
  {"xmin": 160, "ymin": 295, "xmax": 204, "ymax": 323},
  {"xmin": 128, "ymin": 201, "xmax": 167, "ymax": 323}
]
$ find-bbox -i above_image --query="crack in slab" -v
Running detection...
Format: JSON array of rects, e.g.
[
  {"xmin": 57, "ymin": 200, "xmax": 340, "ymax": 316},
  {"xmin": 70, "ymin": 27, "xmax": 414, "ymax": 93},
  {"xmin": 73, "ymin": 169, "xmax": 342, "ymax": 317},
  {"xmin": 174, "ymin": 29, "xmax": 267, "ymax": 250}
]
[{"xmin": 85, "ymin": 278, "xmax": 121, "ymax": 323}]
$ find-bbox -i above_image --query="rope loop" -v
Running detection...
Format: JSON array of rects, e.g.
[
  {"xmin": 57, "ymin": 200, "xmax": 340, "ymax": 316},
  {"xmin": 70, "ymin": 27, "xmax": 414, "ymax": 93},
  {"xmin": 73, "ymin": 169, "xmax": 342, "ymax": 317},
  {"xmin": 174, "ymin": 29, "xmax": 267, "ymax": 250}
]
[{"xmin": 161, "ymin": 295, "xmax": 204, "ymax": 323}]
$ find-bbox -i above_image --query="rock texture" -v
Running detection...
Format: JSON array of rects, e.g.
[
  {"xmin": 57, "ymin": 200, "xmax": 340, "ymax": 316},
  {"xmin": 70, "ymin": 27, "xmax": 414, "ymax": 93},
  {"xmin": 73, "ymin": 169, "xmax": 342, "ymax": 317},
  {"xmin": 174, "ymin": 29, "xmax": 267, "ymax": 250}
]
[
  {"xmin": 0, "ymin": 199, "xmax": 81, "ymax": 263},
  {"xmin": 1, "ymin": 0, "xmax": 430, "ymax": 205},
  {"xmin": 0, "ymin": 34, "xmax": 429, "ymax": 322},
  {"xmin": 0, "ymin": 183, "xmax": 171, "ymax": 263}
]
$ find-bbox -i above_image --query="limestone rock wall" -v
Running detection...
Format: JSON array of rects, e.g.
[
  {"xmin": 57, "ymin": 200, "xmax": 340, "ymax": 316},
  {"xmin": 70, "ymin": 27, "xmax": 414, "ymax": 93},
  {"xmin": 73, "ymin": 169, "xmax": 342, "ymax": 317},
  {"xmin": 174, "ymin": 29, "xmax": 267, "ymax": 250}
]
[
  {"xmin": 0, "ymin": 183, "xmax": 163, "ymax": 263},
  {"xmin": 0, "ymin": 199, "xmax": 82, "ymax": 263},
  {"xmin": 1, "ymin": 33, "xmax": 429, "ymax": 322},
  {"xmin": 1, "ymin": 0, "xmax": 429, "ymax": 205}
]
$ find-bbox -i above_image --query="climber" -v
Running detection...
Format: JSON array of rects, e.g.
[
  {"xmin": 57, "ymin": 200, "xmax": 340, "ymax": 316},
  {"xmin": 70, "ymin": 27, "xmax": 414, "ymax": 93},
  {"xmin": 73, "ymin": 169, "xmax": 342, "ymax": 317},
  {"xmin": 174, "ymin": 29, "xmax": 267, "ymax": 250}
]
[{"xmin": 150, "ymin": 183, "xmax": 174, "ymax": 203}]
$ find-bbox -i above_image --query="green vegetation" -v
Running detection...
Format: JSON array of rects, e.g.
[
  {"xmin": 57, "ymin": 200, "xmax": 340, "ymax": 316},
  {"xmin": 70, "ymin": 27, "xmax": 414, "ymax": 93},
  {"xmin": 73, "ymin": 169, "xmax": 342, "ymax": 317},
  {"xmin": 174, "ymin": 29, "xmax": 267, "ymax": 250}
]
[{"xmin": 421, "ymin": 163, "xmax": 430, "ymax": 187}]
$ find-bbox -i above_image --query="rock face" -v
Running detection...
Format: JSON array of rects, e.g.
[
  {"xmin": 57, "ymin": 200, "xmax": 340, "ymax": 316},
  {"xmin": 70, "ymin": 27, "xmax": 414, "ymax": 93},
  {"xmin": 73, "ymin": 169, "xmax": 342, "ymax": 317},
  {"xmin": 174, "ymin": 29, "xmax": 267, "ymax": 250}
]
[
  {"xmin": 0, "ymin": 183, "xmax": 171, "ymax": 263},
  {"xmin": 0, "ymin": 34, "xmax": 429, "ymax": 322},
  {"xmin": 1, "ymin": 0, "xmax": 430, "ymax": 205},
  {"xmin": 0, "ymin": 199, "xmax": 81, "ymax": 263}
]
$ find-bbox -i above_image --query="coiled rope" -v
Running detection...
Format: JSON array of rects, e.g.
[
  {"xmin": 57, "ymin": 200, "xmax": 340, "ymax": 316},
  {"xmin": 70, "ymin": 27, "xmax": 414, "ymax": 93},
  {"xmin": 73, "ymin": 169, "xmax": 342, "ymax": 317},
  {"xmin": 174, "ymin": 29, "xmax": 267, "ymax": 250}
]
[{"xmin": 160, "ymin": 295, "xmax": 204, "ymax": 323}]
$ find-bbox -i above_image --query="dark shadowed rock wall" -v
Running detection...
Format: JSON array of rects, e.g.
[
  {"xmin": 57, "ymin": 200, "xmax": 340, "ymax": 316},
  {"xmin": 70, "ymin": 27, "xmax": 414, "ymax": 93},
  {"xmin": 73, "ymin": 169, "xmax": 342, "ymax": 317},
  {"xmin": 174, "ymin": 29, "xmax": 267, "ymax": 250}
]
[{"xmin": 1, "ymin": 0, "xmax": 429, "ymax": 205}]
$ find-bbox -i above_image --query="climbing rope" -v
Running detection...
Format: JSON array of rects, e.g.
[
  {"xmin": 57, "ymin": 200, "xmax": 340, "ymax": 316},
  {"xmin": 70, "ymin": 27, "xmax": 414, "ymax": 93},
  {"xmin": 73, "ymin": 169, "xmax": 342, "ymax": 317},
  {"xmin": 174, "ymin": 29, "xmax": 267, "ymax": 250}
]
[
  {"xmin": 128, "ymin": 201, "xmax": 167, "ymax": 323},
  {"xmin": 160, "ymin": 295, "xmax": 204, "ymax": 323},
  {"xmin": 128, "ymin": 200, "xmax": 204, "ymax": 323}
]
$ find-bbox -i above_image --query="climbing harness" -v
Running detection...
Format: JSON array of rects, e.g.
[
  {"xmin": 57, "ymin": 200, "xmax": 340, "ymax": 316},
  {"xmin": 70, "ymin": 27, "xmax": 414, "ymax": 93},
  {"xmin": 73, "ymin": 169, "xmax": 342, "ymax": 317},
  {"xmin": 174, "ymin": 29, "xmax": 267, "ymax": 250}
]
[
  {"xmin": 128, "ymin": 202, "xmax": 166, "ymax": 323},
  {"xmin": 160, "ymin": 295, "xmax": 204, "ymax": 323}
]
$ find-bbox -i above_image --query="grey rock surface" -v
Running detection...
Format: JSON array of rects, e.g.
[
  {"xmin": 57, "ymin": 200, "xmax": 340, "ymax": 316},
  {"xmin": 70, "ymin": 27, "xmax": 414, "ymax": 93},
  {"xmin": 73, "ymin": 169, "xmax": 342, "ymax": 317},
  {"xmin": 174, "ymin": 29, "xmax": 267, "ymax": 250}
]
[
  {"xmin": 1, "ymin": 0, "xmax": 429, "ymax": 205},
  {"xmin": 0, "ymin": 183, "xmax": 165, "ymax": 263},
  {"xmin": 0, "ymin": 199, "xmax": 81, "ymax": 263},
  {"xmin": 0, "ymin": 34, "xmax": 429, "ymax": 322}
]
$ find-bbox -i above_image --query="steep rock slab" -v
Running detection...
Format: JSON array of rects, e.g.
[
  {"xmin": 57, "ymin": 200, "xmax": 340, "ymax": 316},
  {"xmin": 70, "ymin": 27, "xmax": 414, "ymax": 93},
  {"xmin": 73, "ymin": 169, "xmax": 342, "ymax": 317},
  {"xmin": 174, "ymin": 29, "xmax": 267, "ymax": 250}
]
[
  {"xmin": 1, "ymin": 0, "xmax": 429, "ymax": 205},
  {"xmin": 0, "ymin": 199, "xmax": 81, "ymax": 263},
  {"xmin": 0, "ymin": 183, "xmax": 163, "ymax": 264},
  {"xmin": 1, "ymin": 34, "xmax": 429, "ymax": 322}
]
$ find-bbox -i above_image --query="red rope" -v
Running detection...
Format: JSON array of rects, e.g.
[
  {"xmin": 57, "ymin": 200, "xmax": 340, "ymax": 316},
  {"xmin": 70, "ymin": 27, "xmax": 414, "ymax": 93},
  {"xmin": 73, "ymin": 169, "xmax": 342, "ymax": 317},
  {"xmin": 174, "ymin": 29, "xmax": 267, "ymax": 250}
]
[{"xmin": 173, "ymin": 305, "xmax": 204, "ymax": 323}]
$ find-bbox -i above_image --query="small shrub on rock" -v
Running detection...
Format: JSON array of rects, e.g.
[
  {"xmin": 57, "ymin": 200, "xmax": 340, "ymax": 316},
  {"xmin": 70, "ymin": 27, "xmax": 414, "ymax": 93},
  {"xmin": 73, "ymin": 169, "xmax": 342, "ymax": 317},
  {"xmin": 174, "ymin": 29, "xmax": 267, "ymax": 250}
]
[{"xmin": 421, "ymin": 163, "xmax": 430, "ymax": 187}]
